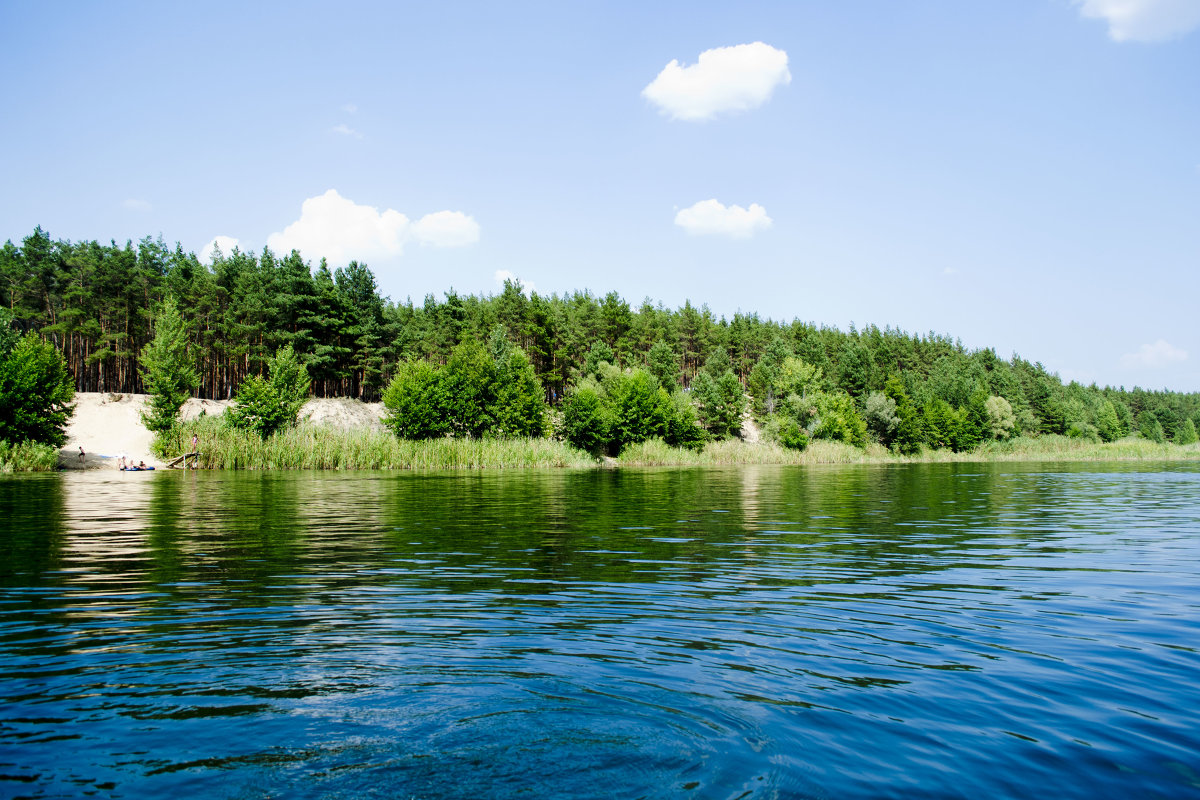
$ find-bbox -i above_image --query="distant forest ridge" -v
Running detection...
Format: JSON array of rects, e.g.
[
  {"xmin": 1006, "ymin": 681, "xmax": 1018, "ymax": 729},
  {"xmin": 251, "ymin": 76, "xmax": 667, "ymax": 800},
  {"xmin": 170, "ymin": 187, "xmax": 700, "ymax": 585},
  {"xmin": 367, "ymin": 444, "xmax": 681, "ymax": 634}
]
[{"xmin": 3, "ymin": 226, "xmax": 1198, "ymax": 442}]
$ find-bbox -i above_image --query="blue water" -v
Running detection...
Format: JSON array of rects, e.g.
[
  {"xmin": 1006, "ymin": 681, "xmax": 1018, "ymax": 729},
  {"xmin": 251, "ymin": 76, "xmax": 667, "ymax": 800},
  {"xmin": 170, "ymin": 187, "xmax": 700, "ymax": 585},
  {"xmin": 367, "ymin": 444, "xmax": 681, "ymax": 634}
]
[{"xmin": 2, "ymin": 463, "xmax": 1199, "ymax": 798}]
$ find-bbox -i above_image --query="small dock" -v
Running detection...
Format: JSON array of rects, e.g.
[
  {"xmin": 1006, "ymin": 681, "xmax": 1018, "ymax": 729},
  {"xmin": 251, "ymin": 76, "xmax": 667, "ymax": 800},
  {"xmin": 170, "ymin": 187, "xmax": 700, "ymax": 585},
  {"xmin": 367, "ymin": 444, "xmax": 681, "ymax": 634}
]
[{"xmin": 166, "ymin": 452, "xmax": 202, "ymax": 469}]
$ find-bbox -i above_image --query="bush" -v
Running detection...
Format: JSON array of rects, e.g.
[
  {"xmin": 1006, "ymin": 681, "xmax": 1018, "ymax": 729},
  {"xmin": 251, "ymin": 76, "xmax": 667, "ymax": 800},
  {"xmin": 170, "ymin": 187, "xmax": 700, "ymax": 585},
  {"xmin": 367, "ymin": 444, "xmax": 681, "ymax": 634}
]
[
  {"xmin": 561, "ymin": 384, "xmax": 610, "ymax": 455},
  {"xmin": 0, "ymin": 323, "xmax": 74, "ymax": 447},
  {"xmin": 382, "ymin": 359, "xmax": 448, "ymax": 439},
  {"xmin": 765, "ymin": 415, "xmax": 809, "ymax": 451},
  {"xmin": 228, "ymin": 345, "xmax": 311, "ymax": 438}
]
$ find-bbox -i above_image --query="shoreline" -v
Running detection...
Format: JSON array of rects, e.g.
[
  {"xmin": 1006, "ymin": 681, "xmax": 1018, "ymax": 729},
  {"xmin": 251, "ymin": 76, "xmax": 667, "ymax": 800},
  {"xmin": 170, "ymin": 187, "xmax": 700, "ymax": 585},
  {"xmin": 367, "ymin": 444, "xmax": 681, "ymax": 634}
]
[{"xmin": 17, "ymin": 392, "xmax": 1199, "ymax": 474}]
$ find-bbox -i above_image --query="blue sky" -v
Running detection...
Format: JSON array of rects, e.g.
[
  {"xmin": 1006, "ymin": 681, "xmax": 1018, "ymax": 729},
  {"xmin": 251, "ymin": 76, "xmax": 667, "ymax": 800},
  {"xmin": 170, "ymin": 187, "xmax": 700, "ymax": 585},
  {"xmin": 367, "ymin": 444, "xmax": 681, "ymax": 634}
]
[{"xmin": 2, "ymin": 1, "xmax": 1198, "ymax": 390}]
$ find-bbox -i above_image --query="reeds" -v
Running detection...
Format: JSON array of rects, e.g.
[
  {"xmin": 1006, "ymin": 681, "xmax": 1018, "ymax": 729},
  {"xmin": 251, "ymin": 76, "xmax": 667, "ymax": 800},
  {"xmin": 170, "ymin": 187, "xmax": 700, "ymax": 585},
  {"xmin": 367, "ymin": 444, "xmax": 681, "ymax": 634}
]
[
  {"xmin": 155, "ymin": 416, "xmax": 596, "ymax": 470},
  {"xmin": 152, "ymin": 417, "xmax": 1200, "ymax": 472},
  {"xmin": 0, "ymin": 440, "xmax": 60, "ymax": 472}
]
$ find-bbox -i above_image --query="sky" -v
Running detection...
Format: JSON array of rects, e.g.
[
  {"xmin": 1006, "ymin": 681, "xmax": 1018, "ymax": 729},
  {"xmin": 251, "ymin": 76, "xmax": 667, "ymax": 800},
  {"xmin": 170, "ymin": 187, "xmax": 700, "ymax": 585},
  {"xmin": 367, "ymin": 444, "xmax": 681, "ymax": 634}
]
[{"xmin": 1, "ymin": 0, "xmax": 1198, "ymax": 391}]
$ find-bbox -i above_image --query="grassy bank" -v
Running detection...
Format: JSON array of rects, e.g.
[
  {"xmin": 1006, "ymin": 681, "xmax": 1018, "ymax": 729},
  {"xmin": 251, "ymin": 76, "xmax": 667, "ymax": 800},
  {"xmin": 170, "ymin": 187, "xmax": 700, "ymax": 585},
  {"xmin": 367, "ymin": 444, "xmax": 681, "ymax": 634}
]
[
  {"xmin": 151, "ymin": 415, "xmax": 1200, "ymax": 472},
  {"xmin": 616, "ymin": 434, "xmax": 1200, "ymax": 466},
  {"xmin": 0, "ymin": 440, "xmax": 60, "ymax": 472},
  {"xmin": 155, "ymin": 416, "xmax": 596, "ymax": 470}
]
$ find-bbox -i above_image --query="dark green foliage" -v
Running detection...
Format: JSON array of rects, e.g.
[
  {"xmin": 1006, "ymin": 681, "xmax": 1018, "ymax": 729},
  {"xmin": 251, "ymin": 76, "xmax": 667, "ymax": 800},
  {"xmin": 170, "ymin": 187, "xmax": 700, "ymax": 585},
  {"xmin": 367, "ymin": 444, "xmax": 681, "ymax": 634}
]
[
  {"xmin": 646, "ymin": 339, "xmax": 679, "ymax": 390},
  {"xmin": 492, "ymin": 346, "xmax": 547, "ymax": 437},
  {"xmin": 1137, "ymin": 411, "xmax": 1165, "ymax": 444},
  {"xmin": 3, "ymin": 224, "xmax": 1199, "ymax": 456},
  {"xmin": 139, "ymin": 298, "xmax": 199, "ymax": 433},
  {"xmin": 767, "ymin": 416, "xmax": 809, "ymax": 451},
  {"xmin": 227, "ymin": 346, "xmax": 311, "ymax": 438},
  {"xmin": 0, "ymin": 314, "xmax": 75, "ymax": 446},
  {"xmin": 663, "ymin": 390, "xmax": 708, "ymax": 450},
  {"xmin": 690, "ymin": 369, "xmax": 745, "ymax": 438}
]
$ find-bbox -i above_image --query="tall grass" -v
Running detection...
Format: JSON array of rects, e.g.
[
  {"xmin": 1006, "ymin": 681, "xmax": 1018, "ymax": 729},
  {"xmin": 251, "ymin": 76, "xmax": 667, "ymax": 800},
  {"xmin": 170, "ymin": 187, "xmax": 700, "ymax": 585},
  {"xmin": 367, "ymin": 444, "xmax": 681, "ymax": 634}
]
[
  {"xmin": 153, "ymin": 417, "xmax": 1199, "ymax": 472},
  {"xmin": 0, "ymin": 440, "xmax": 60, "ymax": 472},
  {"xmin": 155, "ymin": 416, "xmax": 595, "ymax": 470},
  {"xmin": 616, "ymin": 435, "xmax": 1200, "ymax": 467}
]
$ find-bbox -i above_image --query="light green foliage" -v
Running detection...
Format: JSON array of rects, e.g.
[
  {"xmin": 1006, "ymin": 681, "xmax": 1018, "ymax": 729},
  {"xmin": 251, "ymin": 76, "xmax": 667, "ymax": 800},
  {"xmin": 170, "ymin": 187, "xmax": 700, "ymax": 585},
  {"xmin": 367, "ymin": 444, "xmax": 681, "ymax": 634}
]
[
  {"xmin": 776, "ymin": 357, "xmax": 823, "ymax": 399},
  {"xmin": 863, "ymin": 391, "xmax": 898, "ymax": 445},
  {"xmin": 561, "ymin": 384, "xmax": 611, "ymax": 455},
  {"xmin": 1094, "ymin": 400, "xmax": 1121, "ymax": 443},
  {"xmin": 1177, "ymin": 418, "xmax": 1199, "ymax": 445},
  {"xmin": 607, "ymin": 367, "xmax": 670, "ymax": 447},
  {"xmin": 810, "ymin": 390, "xmax": 868, "ymax": 447},
  {"xmin": 764, "ymin": 415, "xmax": 809, "ymax": 450},
  {"xmin": 139, "ymin": 299, "xmax": 199, "ymax": 433},
  {"xmin": 492, "ymin": 346, "xmax": 547, "ymax": 437},
  {"xmin": 382, "ymin": 359, "xmax": 448, "ymax": 440},
  {"xmin": 663, "ymin": 390, "xmax": 708, "ymax": 450},
  {"xmin": 382, "ymin": 337, "xmax": 548, "ymax": 441},
  {"xmin": 985, "ymin": 395, "xmax": 1016, "ymax": 441},
  {"xmin": 228, "ymin": 345, "xmax": 311, "ymax": 438},
  {"xmin": 0, "ymin": 439, "xmax": 60, "ymax": 472},
  {"xmin": 0, "ymin": 309, "xmax": 75, "ymax": 446}
]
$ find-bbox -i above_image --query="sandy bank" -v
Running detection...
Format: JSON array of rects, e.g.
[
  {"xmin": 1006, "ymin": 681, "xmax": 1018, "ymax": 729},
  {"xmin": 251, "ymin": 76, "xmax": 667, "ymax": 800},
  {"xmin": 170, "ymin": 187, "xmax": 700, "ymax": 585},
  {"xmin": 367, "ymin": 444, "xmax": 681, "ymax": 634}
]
[{"xmin": 59, "ymin": 393, "xmax": 386, "ymax": 470}]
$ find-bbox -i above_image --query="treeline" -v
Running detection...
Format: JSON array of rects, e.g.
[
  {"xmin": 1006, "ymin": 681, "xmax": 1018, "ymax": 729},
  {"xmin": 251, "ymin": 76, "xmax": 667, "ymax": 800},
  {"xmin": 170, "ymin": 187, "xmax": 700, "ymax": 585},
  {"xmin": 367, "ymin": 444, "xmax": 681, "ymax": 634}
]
[{"xmin": 3, "ymin": 226, "xmax": 1199, "ymax": 449}]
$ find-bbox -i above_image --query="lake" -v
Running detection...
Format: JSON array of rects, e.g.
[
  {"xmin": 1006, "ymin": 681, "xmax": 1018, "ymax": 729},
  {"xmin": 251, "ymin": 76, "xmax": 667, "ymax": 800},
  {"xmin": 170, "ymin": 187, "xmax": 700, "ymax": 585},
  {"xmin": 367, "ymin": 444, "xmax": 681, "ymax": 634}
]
[{"xmin": 2, "ymin": 463, "xmax": 1199, "ymax": 799}]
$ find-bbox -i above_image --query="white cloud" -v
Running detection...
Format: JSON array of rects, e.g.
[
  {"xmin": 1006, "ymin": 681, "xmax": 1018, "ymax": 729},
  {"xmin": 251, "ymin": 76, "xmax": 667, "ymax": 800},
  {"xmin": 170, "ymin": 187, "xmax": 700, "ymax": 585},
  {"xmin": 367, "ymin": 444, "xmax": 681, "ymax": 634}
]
[
  {"xmin": 1120, "ymin": 339, "xmax": 1189, "ymax": 368},
  {"xmin": 332, "ymin": 123, "xmax": 362, "ymax": 138},
  {"xmin": 200, "ymin": 235, "xmax": 241, "ymax": 263},
  {"xmin": 266, "ymin": 189, "xmax": 478, "ymax": 265},
  {"xmin": 411, "ymin": 210, "xmax": 481, "ymax": 248},
  {"xmin": 674, "ymin": 199, "xmax": 772, "ymax": 238},
  {"xmin": 342, "ymin": 103, "xmax": 358, "ymax": 114},
  {"xmin": 1075, "ymin": 0, "xmax": 1200, "ymax": 42},
  {"xmin": 942, "ymin": 266, "xmax": 960, "ymax": 276},
  {"xmin": 495, "ymin": 269, "xmax": 535, "ymax": 295},
  {"xmin": 642, "ymin": 42, "xmax": 791, "ymax": 121},
  {"xmin": 123, "ymin": 198, "xmax": 151, "ymax": 211}
]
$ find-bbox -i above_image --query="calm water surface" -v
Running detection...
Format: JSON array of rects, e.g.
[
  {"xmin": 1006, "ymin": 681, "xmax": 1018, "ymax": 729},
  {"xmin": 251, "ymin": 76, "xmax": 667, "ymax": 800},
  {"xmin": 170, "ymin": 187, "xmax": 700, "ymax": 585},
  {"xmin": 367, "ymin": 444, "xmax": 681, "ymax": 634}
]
[{"xmin": 1, "ymin": 463, "xmax": 1199, "ymax": 799}]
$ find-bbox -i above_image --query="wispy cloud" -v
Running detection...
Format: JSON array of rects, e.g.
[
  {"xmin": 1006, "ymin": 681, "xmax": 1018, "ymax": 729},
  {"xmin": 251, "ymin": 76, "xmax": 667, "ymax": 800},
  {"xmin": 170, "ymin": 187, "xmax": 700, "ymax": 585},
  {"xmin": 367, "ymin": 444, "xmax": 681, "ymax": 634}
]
[
  {"xmin": 1120, "ymin": 339, "xmax": 1189, "ymax": 368},
  {"xmin": 674, "ymin": 199, "xmax": 772, "ymax": 238},
  {"xmin": 342, "ymin": 103, "xmax": 358, "ymax": 114},
  {"xmin": 1075, "ymin": 0, "xmax": 1200, "ymax": 42},
  {"xmin": 332, "ymin": 123, "xmax": 362, "ymax": 138},
  {"xmin": 123, "ymin": 198, "xmax": 152, "ymax": 211},
  {"xmin": 643, "ymin": 42, "xmax": 791, "ymax": 121}
]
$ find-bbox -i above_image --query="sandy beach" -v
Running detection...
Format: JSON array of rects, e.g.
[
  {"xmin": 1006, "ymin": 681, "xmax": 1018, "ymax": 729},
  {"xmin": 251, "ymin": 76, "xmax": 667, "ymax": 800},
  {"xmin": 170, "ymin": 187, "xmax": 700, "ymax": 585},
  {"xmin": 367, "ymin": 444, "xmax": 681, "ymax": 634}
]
[{"xmin": 59, "ymin": 393, "xmax": 386, "ymax": 470}]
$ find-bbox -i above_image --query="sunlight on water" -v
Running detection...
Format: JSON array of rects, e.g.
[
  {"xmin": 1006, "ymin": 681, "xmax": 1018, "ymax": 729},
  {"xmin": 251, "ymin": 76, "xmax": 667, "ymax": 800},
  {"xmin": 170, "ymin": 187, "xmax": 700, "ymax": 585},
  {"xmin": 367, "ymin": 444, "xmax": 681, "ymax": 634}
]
[{"xmin": 2, "ymin": 463, "xmax": 1199, "ymax": 799}]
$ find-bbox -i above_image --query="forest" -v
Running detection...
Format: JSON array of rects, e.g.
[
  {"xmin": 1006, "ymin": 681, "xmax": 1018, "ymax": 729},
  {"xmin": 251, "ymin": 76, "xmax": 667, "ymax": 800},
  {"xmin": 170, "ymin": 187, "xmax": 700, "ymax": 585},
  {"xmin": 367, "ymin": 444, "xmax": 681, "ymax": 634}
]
[{"xmin": 3, "ymin": 226, "xmax": 1199, "ymax": 455}]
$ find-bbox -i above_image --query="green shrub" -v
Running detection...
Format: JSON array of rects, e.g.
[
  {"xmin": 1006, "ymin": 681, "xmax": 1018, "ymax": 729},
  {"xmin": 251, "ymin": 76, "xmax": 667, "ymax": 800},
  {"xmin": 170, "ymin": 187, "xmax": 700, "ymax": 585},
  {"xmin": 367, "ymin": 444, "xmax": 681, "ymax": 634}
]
[
  {"xmin": 228, "ymin": 345, "xmax": 311, "ymax": 438},
  {"xmin": 0, "ymin": 324, "xmax": 74, "ymax": 447}
]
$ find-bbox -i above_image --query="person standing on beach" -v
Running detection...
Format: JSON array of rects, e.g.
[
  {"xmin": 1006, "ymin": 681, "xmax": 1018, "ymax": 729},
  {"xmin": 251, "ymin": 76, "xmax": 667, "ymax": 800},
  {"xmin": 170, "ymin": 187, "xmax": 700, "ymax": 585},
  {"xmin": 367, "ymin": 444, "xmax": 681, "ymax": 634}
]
[{"xmin": 78, "ymin": 446, "xmax": 85, "ymax": 464}]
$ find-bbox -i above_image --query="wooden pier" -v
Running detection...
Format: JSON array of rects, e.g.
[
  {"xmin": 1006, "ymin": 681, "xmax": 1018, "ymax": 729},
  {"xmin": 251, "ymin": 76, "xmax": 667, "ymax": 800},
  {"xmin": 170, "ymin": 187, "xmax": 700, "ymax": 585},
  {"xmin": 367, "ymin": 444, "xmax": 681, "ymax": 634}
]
[{"xmin": 166, "ymin": 452, "xmax": 201, "ymax": 469}]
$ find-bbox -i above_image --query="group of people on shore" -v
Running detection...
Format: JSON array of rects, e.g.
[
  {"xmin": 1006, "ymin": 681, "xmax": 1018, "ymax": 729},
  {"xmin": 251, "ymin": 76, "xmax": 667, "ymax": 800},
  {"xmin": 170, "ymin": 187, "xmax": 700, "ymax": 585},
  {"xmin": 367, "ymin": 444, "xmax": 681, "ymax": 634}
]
[{"xmin": 117, "ymin": 454, "xmax": 150, "ymax": 471}]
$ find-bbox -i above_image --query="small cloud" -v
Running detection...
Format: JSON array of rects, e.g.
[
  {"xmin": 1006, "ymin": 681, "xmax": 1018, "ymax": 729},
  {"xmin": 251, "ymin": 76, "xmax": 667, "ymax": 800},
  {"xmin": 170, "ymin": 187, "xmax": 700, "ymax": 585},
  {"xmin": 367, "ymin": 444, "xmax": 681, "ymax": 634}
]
[
  {"xmin": 342, "ymin": 103, "xmax": 358, "ymax": 114},
  {"xmin": 495, "ymin": 269, "xmax": 535, "ymax": 295},
  {"xmin": 674, "ymin": 199, "xmax": 772, "ymax": 238},
  {"xmin": 411, "ymin": 210, "xmax": 481, "ymax": 248},
  {"xmin": 643, "ymin": 41, "xmax": 791, "ymax": 121},
  {"xmin": 1075, "ymin": 0, "xmax": 1200, "ymax": 42},
  {"xmin": 123, "ymin": 198, "xmax": 152, "ymax": 211},
  {"xmin": 1120, "ymin": 339, "xmax": 1189, "ymax": 368},
  {"xmin": 942, "ymin": 266, "xmax": 959, "ymax": 276},
  {"xmin": 266, "ymin": 189, "xmax": 479, "ymax": 266},
  {"xmin": 200, "ymin": 235, "xmax": 241, "ymax": 263},
  {"xmin": 332, "ymin": 123, "xmax": 362, "ymax": 138}
]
